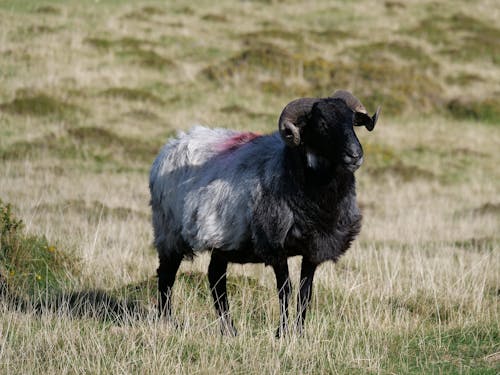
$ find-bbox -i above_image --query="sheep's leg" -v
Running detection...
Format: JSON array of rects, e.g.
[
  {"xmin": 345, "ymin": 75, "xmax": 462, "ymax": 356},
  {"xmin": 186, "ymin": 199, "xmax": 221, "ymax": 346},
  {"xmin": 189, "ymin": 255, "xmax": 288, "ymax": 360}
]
[
  {"xmin": 157, "ymin": 254, "xmax": 182, "ymax": 323},
  {"xmin": 273, "ymin": 261, "xmax": 292, "ymax": 338},
  {"xmin": 296, "ymin": 258, "xmax": 317, "ymax": 334},
  {"xmin": 208, "ymin": 251, "xmax": 237, "ymax": 336}
]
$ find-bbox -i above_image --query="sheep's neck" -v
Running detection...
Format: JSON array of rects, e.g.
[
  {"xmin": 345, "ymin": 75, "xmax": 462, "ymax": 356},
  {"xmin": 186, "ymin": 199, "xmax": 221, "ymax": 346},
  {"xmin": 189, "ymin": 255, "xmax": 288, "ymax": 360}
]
[{"xmin": 284, "ymin": 146, "xmax": 355, "ymax": 196}]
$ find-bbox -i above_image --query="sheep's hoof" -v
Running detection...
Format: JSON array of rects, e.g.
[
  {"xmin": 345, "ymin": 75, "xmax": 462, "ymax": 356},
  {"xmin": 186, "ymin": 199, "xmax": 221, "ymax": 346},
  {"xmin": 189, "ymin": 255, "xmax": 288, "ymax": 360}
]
[
  {"xmin": 294, "ymin": 319, "xmax": 305, "ymax": 336},
  {"xmin": 275, "ymin": 325, "xmax": 289, "ymax": 338},
  {"xmin": 159, "ymin": 314, "xmax": 181, "ymax": 329},
  {"xmin": 169, "ymin": 318, "xmax": 181, "ymax": 329},
  {"xmin": 219, "ymin": 320, "xmax": 238, "ymax": 336}
]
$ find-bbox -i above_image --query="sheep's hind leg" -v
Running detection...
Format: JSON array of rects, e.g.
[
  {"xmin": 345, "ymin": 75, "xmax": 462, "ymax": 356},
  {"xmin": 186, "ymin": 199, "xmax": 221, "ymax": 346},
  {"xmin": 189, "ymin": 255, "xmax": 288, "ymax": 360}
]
[
  {"xmin": 273, "ymin": 260, "xmax": 292, "ymax": 338},
  {"xmin": 157, "ymin": 253, "xmax": 182, "ymax": 325},
  {"xmin": 208, "ymin": 251, "xmax": 237, "ymax": 336}
]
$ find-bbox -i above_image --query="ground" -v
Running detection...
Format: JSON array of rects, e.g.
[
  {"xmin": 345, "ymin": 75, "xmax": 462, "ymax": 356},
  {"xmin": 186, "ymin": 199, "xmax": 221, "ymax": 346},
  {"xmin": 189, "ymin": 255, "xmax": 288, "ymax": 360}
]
[{"xmin": 0, "ymin": 0, "xmax": 499, "ymax": 373}]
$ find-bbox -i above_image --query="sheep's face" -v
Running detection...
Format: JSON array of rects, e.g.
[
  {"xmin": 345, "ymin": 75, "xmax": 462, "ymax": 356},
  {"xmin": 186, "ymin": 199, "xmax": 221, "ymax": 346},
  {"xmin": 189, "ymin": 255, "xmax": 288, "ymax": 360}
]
[{"xmin": 303, "ymin": 98, "xmax": 364, "ymax": 172}]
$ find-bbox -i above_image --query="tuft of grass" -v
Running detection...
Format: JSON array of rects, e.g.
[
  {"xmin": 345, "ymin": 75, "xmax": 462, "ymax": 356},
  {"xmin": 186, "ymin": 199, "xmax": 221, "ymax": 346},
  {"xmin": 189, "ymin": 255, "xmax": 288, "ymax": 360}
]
[
  {"xmin": 362, "ymin": 142, "xmax": 397, "ymax": 168},
  {"xmin": 391, "ymin": 325, "xmax": 500, "ymax": 373},
  {"xmin": 240, "ymin": 28, "xmax": 307, "ymax": 50},
  {"xmin": 447, "ymin": 97, "xmax": 500, "ymax": 124},
  {"xmin": 446, "ymin": 71, "xmax": 484, "ymax": 86},
  {"xmin": 409, "ymin": 12, "xmax": 500, "ymax": 63},
  {"xmin": 0, "ymin": 93, "xmax": 81, "ymax": 118},
  {"xmin": 0, "ymin": 200, "xmax": 78, "ymax": 298},
  {"xmin": 16, "ymin": 24, "xmax": 60, "ymax": 37},
  {"xmin": 201, "ymin": 13, "xmax": 228, "ymax": 23},
  {"xmin": 471, "ymin": 203, "xmax": 500, "ymax": 216},
  {"xmin": 33, "ymin": 5, "xmax": 61, "ymax": 15},
  {"xmin": 84, "ymin": 37, "xmax": 114, "ymax": 50},
  {"xmin": 123, "ymin": 109, "xmax": 160, "ymax": 121},
  {"xmin": 120, "ymin": 48, "xmax": 175, "ymax": 70},
  {"xmin": 67, "ymin": 126, "xmax": 160, "ymax": 162},
  {"xmin": 100, "ymin": 87, "xmax": 164, "ymax": 104},
  {"xmin": 0, "ymin": 126, "xmax": 161, "ymax": 167},
  {"xmin": 122, "ymin": 5, "xmax": 166, "ymax": 21},
  {"xmin": 453, "ymin": 237, "xmax": 498, "ymax": 252},
  {"xmin": 85, "ymin": 36, "xmax": 174, "ymax": 70},
  {"xmin": 349, "ymin": 40, "xmax": 439, "ymax": 71},
  {"xmin": 307, "ymin": 28, "xmax": 351, "ymax": 43},
  {"xmin": 220, "ymin": 104, "xmax": 272, "ymax": 120},
  {"xmin": 368, "ymin": 162, "xmax": 436, "ymax": 182},
  {"xmin": 202, "ymin": 42, "xmax": 295, "ymax": 82}
]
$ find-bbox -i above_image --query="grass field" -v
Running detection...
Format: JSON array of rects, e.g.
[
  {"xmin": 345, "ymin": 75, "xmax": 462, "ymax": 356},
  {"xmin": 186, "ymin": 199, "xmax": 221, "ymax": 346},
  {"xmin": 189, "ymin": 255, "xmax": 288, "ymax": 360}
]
[{"xmin": 0, "ymin": 0, "xmax": 499, "ymax": 373}]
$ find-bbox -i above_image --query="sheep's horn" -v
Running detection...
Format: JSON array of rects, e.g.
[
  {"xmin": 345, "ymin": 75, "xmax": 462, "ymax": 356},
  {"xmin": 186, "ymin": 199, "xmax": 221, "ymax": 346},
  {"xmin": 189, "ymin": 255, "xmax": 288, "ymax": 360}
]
[
  {"xmin": 278, "ymin": 97, "xmax": 319, "ymax": 147},
  {"xmin": 331, "ymin": 90, "xmax": 380, "ymax": 131}
]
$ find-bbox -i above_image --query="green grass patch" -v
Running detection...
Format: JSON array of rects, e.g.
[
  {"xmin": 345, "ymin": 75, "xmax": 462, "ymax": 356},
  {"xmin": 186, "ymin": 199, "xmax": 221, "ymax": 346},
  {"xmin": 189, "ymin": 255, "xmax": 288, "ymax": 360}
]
[
  {"xmin": 13, "ymin": 24, "xmax": 61, "ymax": 38},
  {"xmin": 201, "ymin": 42, "xmax": 442, "ymax": 115},
  {"xmin": 393, "ymin": 324, "xmax": 500, "ymax": 374},
  {"xmin": 123, "ymin": 109, "xmax": 160, "ymax": 121},
  {"xmin": 452, "ymin": 237, "xmax": 498, "ymax": 252},
  {"xmin": 33, "ymin": 4, "xmax": 61, "ymax": 14},
  {"xmin": 447, "ymin": 97, "xmax": 500, "ymax": 124},
  {"xmin": 0, "ymin": 126, "xmax": 161, "ymax": 167},
  {"xmin": 446, "ymin": 72, "xmax": 484, "ymax": 86},
  {"xmin": 470, "ymin": 203, "xmax": 500, "ymax": 216},
  {"xmin": 0, "ymin": 93, "xmax": 82, "ymax": 118},
  {"xmin": 100, "ymin": 87, "xmax": 164, "ymax": 104},
  {"xmin": 349, "ymin": 40, "xmax": 439, "ymax": 71},
  {"xmin": 84, "ymin": 37, "xmax": 114, "ymax": 50},
  {"xmin": 363, "ymin": 142, "xmax": 436, "ymax": 182},
  {"xmin": 84, "ymin": 35, "xmax": 175, "ymax": 70},
  {"xmin": 118, "ymin": 48, "xmax": 175, "ymax": 70},
  {"xmin": 409, "ymin": 12, "xmax": 500, "ymax": 64},
  {"xmin": 367, "ymin": 162, "xmax": 436, "ymax": 182},
  {"xmin": 122, "ymin": 5, "xmax": 166, "ymax": 21},
  {"xmin": 201, "ymin": 13, "xmax": 228, "ymax": 23},
  {"xmin": 0, "ymin": 200, "xmax": 78, "ymax": 298}
]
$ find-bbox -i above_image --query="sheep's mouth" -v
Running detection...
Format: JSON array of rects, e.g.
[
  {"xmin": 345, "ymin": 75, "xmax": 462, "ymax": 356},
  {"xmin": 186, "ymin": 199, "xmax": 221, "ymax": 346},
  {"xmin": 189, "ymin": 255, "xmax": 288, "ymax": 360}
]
[{"xmin": 342, "ymin": 154, "xmax": 363, "ymax": 172}]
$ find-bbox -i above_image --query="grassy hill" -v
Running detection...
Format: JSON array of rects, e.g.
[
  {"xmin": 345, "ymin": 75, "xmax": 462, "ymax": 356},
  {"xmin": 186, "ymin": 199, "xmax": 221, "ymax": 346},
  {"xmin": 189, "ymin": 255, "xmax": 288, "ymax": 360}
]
[{"xmin": 0, "ymin": 0, "xmax": 499, "ymax": 373}]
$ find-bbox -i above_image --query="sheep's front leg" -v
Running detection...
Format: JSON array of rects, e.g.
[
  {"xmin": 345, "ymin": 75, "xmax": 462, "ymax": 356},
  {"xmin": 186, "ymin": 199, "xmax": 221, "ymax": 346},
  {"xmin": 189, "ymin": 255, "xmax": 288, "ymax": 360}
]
[
  {"xmin": 273, "ymin": 261, "xmax": 292, "ymax": 338},
  {"xmin": 296, "ymin": 257, "xmax": 317, "ymax": 334},
  {"xmin": 208, "ymin": 251, "xmax": 237, "ymax": 336}
]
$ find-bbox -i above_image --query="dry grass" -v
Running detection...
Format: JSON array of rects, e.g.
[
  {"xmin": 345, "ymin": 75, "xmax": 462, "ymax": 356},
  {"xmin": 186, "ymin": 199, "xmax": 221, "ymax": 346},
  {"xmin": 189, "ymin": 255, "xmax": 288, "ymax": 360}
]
[{"xmin": 0, "ymin": 0, "xmax": 499, "ymax": 374}]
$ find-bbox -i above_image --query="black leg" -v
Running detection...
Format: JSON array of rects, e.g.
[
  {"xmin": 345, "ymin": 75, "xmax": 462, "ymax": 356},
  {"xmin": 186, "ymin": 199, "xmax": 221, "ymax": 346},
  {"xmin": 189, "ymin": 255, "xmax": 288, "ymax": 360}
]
[
  {"xmin": 272, "ymin": 260, "xmax": 291, "ymax": 338},
  {"xmin": 157, "ymin": 254, "xmax": 182, "ymax": 321},
  {"xmin": 208, "ymin": 251, "xmax": 237, "ymax": 336},
  {"xmin": 296, "ymin": 257, "xmax": 317, "ymax": 334}
]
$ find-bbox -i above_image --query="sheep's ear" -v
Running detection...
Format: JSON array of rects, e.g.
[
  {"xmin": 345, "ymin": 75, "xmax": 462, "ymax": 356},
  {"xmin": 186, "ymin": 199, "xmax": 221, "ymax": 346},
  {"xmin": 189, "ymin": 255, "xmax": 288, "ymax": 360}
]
[{"xmin": 354, "ymin": 106, "xmax": 381, "ymax": 132}]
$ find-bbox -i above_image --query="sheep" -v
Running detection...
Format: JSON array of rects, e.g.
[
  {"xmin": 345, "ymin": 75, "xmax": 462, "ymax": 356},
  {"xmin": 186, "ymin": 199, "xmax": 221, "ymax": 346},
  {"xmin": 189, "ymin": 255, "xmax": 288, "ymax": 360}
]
[{"xmin": 149, "ymin": 90, "xmax": 380, "ymax": 336}]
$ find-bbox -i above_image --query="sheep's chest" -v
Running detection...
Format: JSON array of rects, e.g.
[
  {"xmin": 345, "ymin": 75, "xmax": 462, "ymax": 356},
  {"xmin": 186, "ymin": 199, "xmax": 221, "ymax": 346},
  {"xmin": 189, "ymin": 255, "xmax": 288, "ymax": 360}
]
[{"xmin": 284, "ymin": 191, "xmax": 362, "ymax": 264}]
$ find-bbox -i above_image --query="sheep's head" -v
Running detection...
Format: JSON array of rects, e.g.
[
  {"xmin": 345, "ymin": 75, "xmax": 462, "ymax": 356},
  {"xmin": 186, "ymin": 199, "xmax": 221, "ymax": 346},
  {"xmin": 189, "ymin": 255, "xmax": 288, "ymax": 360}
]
[{"xmin": 278, "ymin": 90, "xmax": 380, "ymax": 172}]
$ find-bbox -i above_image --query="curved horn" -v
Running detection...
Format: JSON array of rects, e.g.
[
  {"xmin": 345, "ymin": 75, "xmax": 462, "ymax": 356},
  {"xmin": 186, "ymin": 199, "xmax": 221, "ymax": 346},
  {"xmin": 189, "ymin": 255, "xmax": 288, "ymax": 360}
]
[
  {"xmin": 331, "ymin": 90, "xmax": 367, "ymax": 113},
  {"xmin": 278, "ymin": 97, "xmax": 319, "ymax": 147},
  {"xmin": 331, "ymin": 90, "xmax": 380, "ymax": 131}
]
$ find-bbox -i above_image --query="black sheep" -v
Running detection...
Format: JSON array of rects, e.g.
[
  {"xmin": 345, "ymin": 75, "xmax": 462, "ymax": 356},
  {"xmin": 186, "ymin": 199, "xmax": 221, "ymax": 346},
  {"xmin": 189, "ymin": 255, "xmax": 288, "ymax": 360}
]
[{"xmin": 149, "ymin": 90, "xmax": 380, "ymax": 336}]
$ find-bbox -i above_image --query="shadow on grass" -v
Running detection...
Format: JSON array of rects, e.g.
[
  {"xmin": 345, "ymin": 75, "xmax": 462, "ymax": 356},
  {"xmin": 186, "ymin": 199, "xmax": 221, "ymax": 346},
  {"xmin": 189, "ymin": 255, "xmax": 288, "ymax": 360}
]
[{"xmin": 0, "ymin": 273, "xmax": 151, "ymax": 324}]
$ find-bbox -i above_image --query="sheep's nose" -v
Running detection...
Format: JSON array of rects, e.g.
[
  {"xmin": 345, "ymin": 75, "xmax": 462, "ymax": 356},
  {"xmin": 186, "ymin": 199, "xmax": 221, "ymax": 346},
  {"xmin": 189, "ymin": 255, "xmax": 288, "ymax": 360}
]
[{"xmin": 343, "ymin": 150, "xmax": 362, "ymax": 162}]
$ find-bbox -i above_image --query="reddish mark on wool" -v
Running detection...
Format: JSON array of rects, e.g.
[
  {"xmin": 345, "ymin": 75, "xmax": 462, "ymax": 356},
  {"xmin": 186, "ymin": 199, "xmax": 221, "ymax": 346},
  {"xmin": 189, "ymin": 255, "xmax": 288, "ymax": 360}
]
[{"xmin": 217, "ymin": 132, "xmax": 261, "ymax": 153}]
